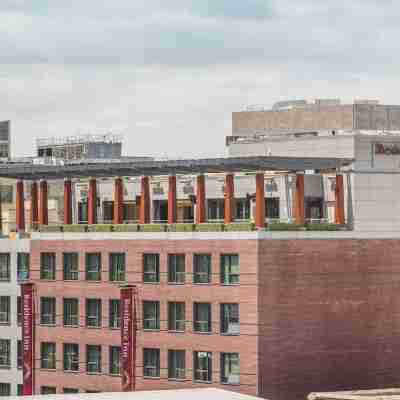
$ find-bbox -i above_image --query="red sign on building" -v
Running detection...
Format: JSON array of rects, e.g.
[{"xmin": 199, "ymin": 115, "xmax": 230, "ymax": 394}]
[
  {"xmin": 21, "ymin": 283, "xmax": 35, "ymax": 395},
  {"xmin": 121, "ymin": 285, "xmax": 137, "ymax": 391}
]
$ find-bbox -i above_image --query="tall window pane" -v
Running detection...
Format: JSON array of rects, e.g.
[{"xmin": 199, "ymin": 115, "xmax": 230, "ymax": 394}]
[
  {"xmin": 63, "ymin": 253, "xmax": 79, "ymax": 281},
  {"xmin": 17, "ymin": 340, "xmax": 22, "ymax": 369},
  {"xmin": 143, "ymin": 301, "xmax": 159, "ymax": 330},
  {"xmin": 86, "ymin": 299, "xmax": 102, "ymax": 328},
  {"xmin": 143, "ymin": 254, "xmax": 159, "ymax": 283},
  {"xmin": 109, "ymin": 346, "xmax": 121, "ymax": 375},
  {"xmin": 220, "ymin": 304, "xmax": 240, "ymax": 335},
  {"xmin": 85, "ymin": 253, "xmax": 101, "ymax": 281},
  {"xmin": 193, "ymin": 351, "xmax": 212, "ymax": 382},
  {"xmin": 0, "ymin": 296, "xmax": 10, "ymax": 325},
  {"xmin": 17, "ymin": 253, "xmax": 30, "ymax": 281},
  {"xmin": 41, "ymin": 386, "xmax": 56, "ymax": 395},
  {"xmin": 63, "ymin": 343, "xmax": 79, "ymax": 372},
  {"xmin": 193, "ymin": 254, "xmax": 211, "ymax": 284},
  {"xmin": 168, "ymin": 254, "xmax": 185, "ymax": 284},
  {"xmin": 109, "ymin": 299, "xmax": 121, "ymax": 329},
  {"xmin": 17, "ymin": 296, "xmax": 21, "ymax": 326},
  {"xmin": 86, "ymin": 345, "xmax": 101, "ymax": 373},
  {"xmin": 168, "ymin": 350, "xmax": 185, "ymax": 380},
  {"xmin": 168, "ymin": 302, "xmax": 185, "ymax": 332},
  {"xmin": 220, "ymin": 254, "xmax": 239, "ymax": 285},
  {"xmin": 109, "ymin": 253, "xmax": 125, "ymax": 282},
  {"xmin": 193, "ymin": 303, "xmax": 211, "ymax": 333},
  {"xmin": 0, "ymin": 339, "xmax": 10, "ymax": 368},
  {"xmin": 0, "ymin": 383, "xmax": 10, "ymax": 396},
  {"xmin": 40, "ymin": 253, "xmax": 56, "ymax": 280},
  {"xmin": 40, "ymin": 297, "xmax": 56, "ymax": 325},
  {"xmin": 41, "ymin": 342, "xmax": 56, "ymax": 370},
  {"xmin": 0, "ymin": 254, "xmax": 10, "ymax": 281},
  {"xmin": 63, "ymin": 298, "xmax": 79, "ymax": 327},
  {"xmin": 221, "ymin": 353, "xmax": 240, "ymax": 384},
  {"xmin": 143, "ymin": 348, "xmax": 160, "ymax": 378}
]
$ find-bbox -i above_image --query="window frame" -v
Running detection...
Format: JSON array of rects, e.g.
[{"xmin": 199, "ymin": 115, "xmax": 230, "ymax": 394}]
[
  {"xmin": 143, "ymin": 301, "xmax": 160, "ymax": 331},
  {"xmin": 220, "ymin": 352, "xmax": 240, "ymax": 385},
  {"xmin": 86, "ymin": 345, "xmax": 102, "ymax": 374},
  {"xmin": 143, "ymin": 254, "xmax": 160, "ymax": 283},
  {"xmin": 109, "ymin": 346, "xmax": 121, "ymax": 376},
  {"xmin": 85, "ymin": 253, "xmax": 102, "ymax": 282},
  {"xmin": 193, "ymin": 302, "xmax": 212, "ymax": 333},
  {"xmin": 63, "ymin": 253, "xmax": 79, "ymax": 281},
  {"xmin": 63, "ymin": 343, "xmax": 79, "ymax": 372},
  {"xmin": 40, "ymin": 297, "xmax": 56, "ymax": 326},
  {"xmin": 63, "ymin": 298, "xmax": 79, "ymax": 327},
  {"xmin": 168, "ymin": 302, "xmax": 185, "ymax": 332},
  {"xmin": 40, "ymin": 253, "xmax": 56, "ymax": 280},
  {"xmin": 17, "ymin": 252, "xmax": 30, "ymax": 281},
  {"xmin": 168, "ymin": 254, "xmax": 185, "ymax": 284},
  {"xmin": 109, "ymin": 299, "xmax": 121, "ymax": 329},
  {"xmin": 220, "ymin": 254, "xmax": 240, "ymax": 285},
  {"xmin": 168, "ymin": 349, "xmax": 185, "ymax": 380},
  {"xmin": 0, "ymin": 339, "xmax": 10, "ymax": 369},
  {"xmin": 193, "ymin": 351, "xmax": 212, "ymax": 383},
  {"xmin": 109, "ymin": 253, "xmax": 126, "ymax": 282},
  {"xmin": 41, "ymin": 342, "xmax": 56, "ymax": 370},
  {"xmin": 85, "ymin": 299, "xmax": 102, "ymax": 328},
  {"xmin": 220, "ymin": 303, "xmax": 240, "ymax": 336},
  {"xmin": 0, "ymin": 296, "xmax": 10, "ymax": 325},
  {"xmin": 193, "ymin": 254, "xmax": 211, "ymax": 284},
  {"xmin": 143, "ymin": 348, "xmax": 160, "ymax": 378}
]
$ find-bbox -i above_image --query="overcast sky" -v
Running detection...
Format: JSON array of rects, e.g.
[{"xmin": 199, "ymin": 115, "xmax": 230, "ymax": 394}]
[{"xmin": 1, "ymin": 0, "xmax": 400, "ymax": 158}]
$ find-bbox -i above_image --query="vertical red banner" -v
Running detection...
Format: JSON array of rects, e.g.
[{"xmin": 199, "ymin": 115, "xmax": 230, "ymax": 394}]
[
  {"xmin": 21, "ymin": 283, "xmax": 35, "ymax": 395},
  {"xmin": 121, "ymin": 285, "xmax": 136, "ymax": 391}
]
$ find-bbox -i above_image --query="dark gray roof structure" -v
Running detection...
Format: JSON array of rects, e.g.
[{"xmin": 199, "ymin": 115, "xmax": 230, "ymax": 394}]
[{"xmin": 0, "ymin": 156, "xmax": 353, "ymax": 180}]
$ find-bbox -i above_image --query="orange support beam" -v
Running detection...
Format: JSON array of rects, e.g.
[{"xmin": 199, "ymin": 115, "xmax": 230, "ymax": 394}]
[
  {"xmin": 255, "ymin": 172, "xmax": 266, "ymax": 229},
  {"xmin": 168, "ymin": 175, "xmax": 177, "ymax": 224},
  {"xmin": 88, "ymin": 178, "xmax": 97, "ymax": 225},
  {"xmin": 224, "ymin": 173, "xmax": 235, "ymax": 224},
  {"xmin": 38, "ymin": 180, "xmax": 48, "ymax": 226},
  {"xmin": 335, "ymin": 174, "xmax": 345, "ymax": 225},
  {"xmin": 64, "ymin": 179, "xmax": 72, "ymax": 225},
  {"xmin": 30, "ymin": 182, "xmax": 38, "ymax": 230},
  {"xmin": 293, "ymin": 174, "xmax": 305, "ymax": 225},
  {"xmin": 196, "ymin": 175, "xmax": 206, "ymax": 224},
  {"xmin": 139, "ymin": 176, "xmax": 150, "ymax": 224},
  {"xmin": 16, "ymin": 180, "xmax": 25, "ymax": 232},
  {"xmin": 114, "ymin": 178, "xmax": 124, "ymax": 225}
]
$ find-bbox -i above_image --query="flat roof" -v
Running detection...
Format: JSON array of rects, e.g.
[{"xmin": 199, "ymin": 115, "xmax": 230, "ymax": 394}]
[
  {"xmin": 0, "ymin": 156, "xmax": 352, "ymax": 180},
  {"xmin": 8, "ymin": 389, "xmax": 262, "ymax": 400}
]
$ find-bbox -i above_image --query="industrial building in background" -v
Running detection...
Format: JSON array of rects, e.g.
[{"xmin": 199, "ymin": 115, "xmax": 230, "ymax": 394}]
[{"xmin": 0, "ymin": 121, "xmax": 11, "ymax": 160}]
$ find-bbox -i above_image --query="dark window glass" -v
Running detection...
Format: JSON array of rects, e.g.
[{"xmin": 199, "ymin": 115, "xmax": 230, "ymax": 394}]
[
  {"xmin": 235, "ymin": 199, "xmax": 250, "ymax": 220},
  {"xmin": 193, "ymin": 254, "xmax": 211, "ymax": 284},
  {"xmin": 0, "ymin": 296, "xmax": 10, "ymax": 325},
  {"xmin": 193, "ymin": 351, "xmax": 212, "ymax": 382},
  {"xmin": 168, "ymin": 302, "xmax": 185, "ymax": 332},
  {"xmin": 41, "ymin": 342, "xmax": 56, "ymax": 370},
  {"xmin": 41, "ymin": 386, "xmax": 56, "ymax": 394},
  {"xmin": 220, "ymin": 254, "xmax": 239, "ymax": 285},
  {"xmin": 0, "ymin": 339, "xmax": 10, "ymax": 368},
  {"xmin": 40, "ymin": 253, "xmax": 56, "ymax": 280},
  {"xmin": 17, "ymin": 384, "xmax": 23, "ymax": 396},
  {"xmin": 220, "ymin": 304, "xmax": 240, "ymax": 335},
  {"xmin": 143, "ymin": 348, "xmax": 160, "ymax": 378},
  {"xmin": 109, "ymin": 253, "xmax": 125, "ymax": 282},
  {"xmin": 63, "ymin": 298, "xmax": 79, "ymax": 327},
  {"xmin": 221, "ymin": 353, "xmax": 240, "ymax": 384},
  {"xmin": 109, "ymin": 299, "xmax": 120, "ymax": 329},
  {"xmin": 85, "ymin": 253, "xmax": 101, "ymax": 281},
  {"xmin": 63, "ymin": 343, "xmax": 79, "ymax": 371},
  {"xmin": 143, "ymin": 254, "xmax": 159, "ymax": 283},
  {"xmin": 0, "ymin": 254, "xmax": 10, "ymax": 281},
  {"xmin": 143, "ymin": 301, "xmax": 159, "ymax": 330},
  {"xmin": 17, "ymin": 296, "xmax": 21, "ymax": 326},
  {"xmin": 86, "ymin": 345, "xmax": 101, "ymax": 374},
  {"xmin": 109, "ymin": 346, "xmax": 121, "ymax": 375},
  {"xmin": 168, "ymin": 350, "xmax": 185, "ymax": 380},
  {"xmin": 17, "ymin": 253, "xmax": 30, "ymax": 281},
  {"xmin": 266, "ymin": 198, "xmax": 280, "ymax": 219},
  {"xmin": 40, "ymin": 297, "xmax": 56, "ymax": 325},
  {"xmin": 17, "ymin": 340, "xmax": 22, "ymax": 369},
  {"xmin": 63, "ymin": 388, "xmax": 79, "ymax": 393},
  {"xmin": 63, "ymin": 253, "xmax": 79, "ymax": 280},
  {"xmin": 168, "ymin": 254, "xmax": 185, "ymax": 284},
  {"xmin": 86, "ymin": 299, "xmax": 102, "ymax": 328},
  {"xmin": 0, "ymin": 383, "xmax": 10, "ymax": 396},
  {"xmin": 193, "ymin": 303, "xmax": 211, "ymax": 333}
]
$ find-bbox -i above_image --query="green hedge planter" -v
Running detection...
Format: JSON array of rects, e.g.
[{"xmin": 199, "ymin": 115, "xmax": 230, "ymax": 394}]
[
  {"xmin": 224, "ymin": 223, "xmax": 255, "ymax": 232},
  {"xmin": 306, "ymin": 223, "xmax": 338, "ymax": 231},
  {"xmin": 87, "ymin": 224, "xmax": 113, "ymax": 233},
  {"xmin": 39, "ymin": 225, "xmax": 63, "ymax": 233},
  {"xmin": 139, "ymin": 224, "xmax": 167, "ymax": 232},
  {"xmin": 196, "ymin": 223, "xmax": 225, "ymax": 232},
  {"xmin": 63, "ymin": 224, "xmax": 88, "ymax": 233},
  {"xmin": 168, "ymin": 224, "xmax": 195, "ymax": 232},
  {"xmin": 268, "ymin": 223, "xmax": 306, "ymax": 231},
  {"xmin": 113, "ymin": 224, "xmax": 140, "ymax": 232}
]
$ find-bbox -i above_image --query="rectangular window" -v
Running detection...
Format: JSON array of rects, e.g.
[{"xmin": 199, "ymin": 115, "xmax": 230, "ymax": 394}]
[
  {"xmin": 40, "ymin": 297, "xmax": 56, "ymax": 325},
  {"xmin": 143, "ymin": 348, "xmax": 160, "ymax": 378},
  {"xmin": 41, "ymin": 386, "xmax": 56, "ymax": 394},
  {"xmin": 143, "ymin": 301, "xmax": 159, "ymax": 330},
  {"xmin": 168, "ymin": 350, "xmax": 185, "ymax": 380},
  {"xmin": 193, "ymin": 351, "xmax": 212, "ymax": 382},
  {"xmin": 85, "ymin": 253, "xmax": 101, "ymax": 281},
  {"xmin": 220, "ymin": 304, "xmax": 240, "ymax": 335},
  {"xmin": 220, "ymin": 254, "xmax": 239, "ymax": 285},
  {"xmin": 193, "ymin": 303, "xmax": 211, "ymax": 333},
  {"xmin": 0, "ymin": 296, "xmax": 10, "ymax": 325},
  {"xmin": 63, "ymin": 253, "xmax": 79, "ymax": 281},
  {"xmin": 86, "ymin": 345, "xmax": 101, "ymax": 374},
  {"xmin": 109, "ymin": 346, "xmax": 121, "ymax": 375},
  {"xmin": 143, "ymin": 254, "xmax": 160, "ymax": 283},
  {"xmin": 0, "ymin": 339, "xmax": 10, "ymax": 368},
  {"xmin": 63, "ymin": 343, "xmax": 79, "ymax": 372},
  {"xmin": 168, "ymin": 302, "xmax": 185, "ymax": 332},
  {"xmin": 109, "ymin": 253, "xmax": 125, "ymax": 282},
  {"xmin": 17, "ymin": 253, "xmax": 30, "ymax": 281},
  {"xmin": 63, "ymin": 388, "xmax": 79, "ymax": 394},
  {"xmin": 168, "ymin": 254, "xmax": 185, "ymax": 284},
  {"xmin": 0, "ymin": 383, "xmax": 10, "ymax": 396},
  {"xmin": 221, "ymin": 353, "xmax": 240, "ymax": 384},
  {"xmin": 63, "ymin": 298, "xmax": 79, "ymax": 327},
  {"xmin": 266, "ymin": 198, "xmax": 280, "ymax": 219},
  {"xmin": 17, "ymin": 340, "xmax": 22, "ymax": 369},
  {"xmin": 40, "ymin": 253, "xmax": 56, "ymax": 280},
  {"xmin": 41, "ymin": 342, "xmax": 56, "ymax": 370},
  {"xmin": 17, "ymin": 296, "xmax": 21, "ymax": 326},
  {"xmin": 109, "ymin": 299, "xmax": 121, "ymax": 329},
  {"xmin": 86, "ymin": 299, "xmax": 102, "ymax": 328},
  {"xmin": 193, "ymin": 254, "xmax": 211, "ymax": 284},
  {"xmin": 17, "ymin": 384, "xmax": 23, "ymax": 396},
  {"xmin": 0, "ymin": 254, "xmax": 10, "ymax": 281}
]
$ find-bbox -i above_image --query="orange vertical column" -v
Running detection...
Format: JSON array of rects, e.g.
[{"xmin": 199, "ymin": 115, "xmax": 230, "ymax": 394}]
[
  {"xmin": 30, "ymin": 182, "xmax": 38, "ymax": 230},
  {"xmin": 293, "ymin": 173, "xmax": 305, "ymax": 225},
  {"xmin": 168, "ymin": 175, "xmax": 177, "ymax": 224},
  {"xmin": 224, "ymin": 173, "xmax": 235, "ymax": 224},
  {"xmin": 335, "ymin": 174, "xmax": 345, "ymax": 224},
  {"xmin": 139, "ymin": 176, "xmax": 150, "ymax": 224},
  {"xmin": 88, "ymin": 178, "xmax": 97, "ymax": 225},
  {"xmin": 114, "ymin": 177, "xmax": 124, "ymax": 225},
  {"xmin": 38, "ymin": 180, "xmax": 48, "ymax": 226},
  {"xmin": 16, "ymin": 180, "xmax": 25, "ymax": 232},
  {"xmin": 196, "ymin": 175, "xmax": 206, "ymax": 224},
  {"xmin": 255, "ymin": 172, "xmax": 266, "ymax": 229},
  {"xmin": 64, "ymin": 179, "xmax": 72, "ymax": 225}
]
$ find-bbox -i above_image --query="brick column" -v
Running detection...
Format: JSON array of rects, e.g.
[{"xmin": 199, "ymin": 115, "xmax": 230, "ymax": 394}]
[
  {"xmin": 224, "ymin": 173, "xmax": 235, "ymax": 224},
  {"xmin": 30, "ymin": 182, "xmax": 38, "ymax": 230},
  {"xmin": 64, "ymin": 179, "xmax": 72, "ymax": 225},
  {"xmin": 168, "ymin": 175, "xmax": 177, "ymax": 224},
  {"xmin": 196, "ymin": 175, "xmax": 206, "ymax": 224},
  {"xmin": 114, "ymin": 177, "xmax": 124, "ymax": 225},
  {"xmin": 293, "ymin": 173, "xmax": 305, "ymax": 225},
  {"xmin": 255, "ymin": 172, "xmax": 266, "ymax": 229},
  {"xmin": 335, "ymin": 174, "xmax": 345, "ymax": 225},
  {"xmin": 38, "ymin": 180, "xmax": 48, "ymax": 226},
  {"xmin": 88, "ymin": 178, "xmax": 97, "ymax": 225},
  {"xmin": 16, "ymin": 180, "xmax": 25, "ymax": 232},
  {"xmin": 139, "ymin": 176, "xmax": 150, "ymax": 224}
]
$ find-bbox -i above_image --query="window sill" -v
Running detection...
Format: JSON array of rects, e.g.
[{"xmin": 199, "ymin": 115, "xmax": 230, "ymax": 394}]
[
  {"xmin": 40, "ymin": 279, "xmax": 56, "ymax": 281},
  {"xmin": 108, "ymin": 373, "xmax": 121, "ymax": 377},
  {"xmin": 220, "ymin": 283, "xmax": 240, "ymax": 286},
  {"xmin": 85, "ymin": 280, "xmax": 102, "ymax": 283},
  {"xmin": 167, "ymin": 282, "xmax": 185, "ymax": 285},
  {"xmin": 143, "ymin": 376, "xmax": 161, "ymax": 380},
  {"xmin": 168, "ymin": 378, "xmax": 187, "ymax": 382},
  {"xmin": 168, "ymin": 330, "xmax": 185, "ymax": 334},
  {"xmin": 193, "ymin": 380, "xmax": 212, "ymax": 384},
  {"xmin": 193, "ymin": 331, "xmax": 212, "ymax": 335},
  {"xmin": 221, "ymin": 381, "xmax": 240, "ymax": 386},
  {"xmin": 86, "ymin": 372, "xmax": 102, "ymax": 375},
  {"xmin": 0, "ymin": 322, "xmax": 11, "ymax": 326},
  {"xmin": 40, "ymin": 324, "xmax": 56, "ymax": 327},
  {"xmin": 220, "ymin": 333, "xmax": 240, "ymax": 337},
  {"xmin": 63, "ymin": 279, "xmax": 79, "ymax": 282},
  {"xmin": 40, "ymin": 368, "xmax": 57, "ymax": 372},
  {"xmin": 0, "ymin": 365, "xmax": 11, "ymax": 370},
  {"xmin": 143, "ymin": 329, "xmax": 160, "ymax": 332},
  {"xmin": 63, "ymin": 370, "xmax": 80, "ymax": 374},
  {"xmin": 63, "ymin": 325, "xmax": 79, "ymax": 328},
  {"xmin": 193, "ymin": 282, "xmax": 211, "ymax": 285},
  {"xmin": 143, "ymin": 281, "xmax": 160, "ymax": 285},
  {"xmin": 86, "ymin": 326, "xmax": 102, "ymax": 329}
]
